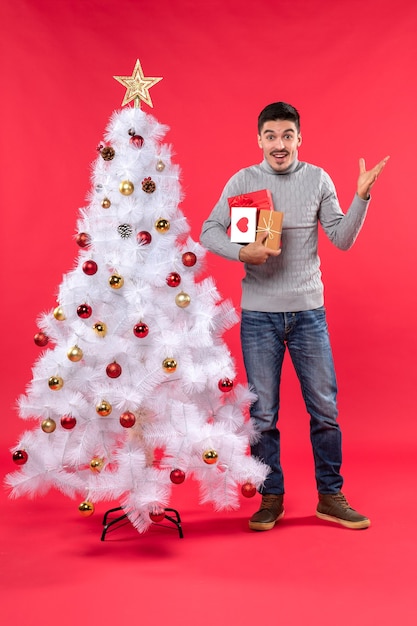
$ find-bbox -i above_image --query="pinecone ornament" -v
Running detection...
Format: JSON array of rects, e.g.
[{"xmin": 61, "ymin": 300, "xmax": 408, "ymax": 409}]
[
  {"xmin": 117, "ymin": 224, "xmax": 133, "ymax": 239},
  {"xmin": 142, "ymin": 177, "xmax": 156, "ymax": 193},
  {"xmin": 100, "ymin": 146, "xmax": 115, "ymax": 161}
]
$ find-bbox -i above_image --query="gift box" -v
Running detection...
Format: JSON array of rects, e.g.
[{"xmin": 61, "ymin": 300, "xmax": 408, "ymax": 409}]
[
  {"xmin": 230, "ymin": 207, "xmax": 258, "ymax": 243},
  {"xmin": 228, "ymin": 189, "xmax": 274, "ymax": 212},
  {"xmin": 255, "ymin": 209, "xmax": 284, "ymax": 250},
  {"xmin": 228, "ymin": 189, "xmax": 274, "ymax": 243}
]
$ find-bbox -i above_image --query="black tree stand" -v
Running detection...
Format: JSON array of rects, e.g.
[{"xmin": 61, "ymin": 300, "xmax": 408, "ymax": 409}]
[{"xmin": 101, "ymin": 506, "xmax": 184, "ymax": 541}]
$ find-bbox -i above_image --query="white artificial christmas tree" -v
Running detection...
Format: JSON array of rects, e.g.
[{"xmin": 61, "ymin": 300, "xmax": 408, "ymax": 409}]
[{"xmin": 6, "ymin": 61, "xmax": 268, "ymax": 535}]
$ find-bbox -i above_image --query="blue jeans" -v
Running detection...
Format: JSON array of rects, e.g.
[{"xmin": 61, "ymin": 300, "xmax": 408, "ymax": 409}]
[{"xmin": 241, "ymin": 307, "xmax": 343, "ymax": 495}]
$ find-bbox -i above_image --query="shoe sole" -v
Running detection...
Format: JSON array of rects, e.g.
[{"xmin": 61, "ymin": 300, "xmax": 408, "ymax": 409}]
[
  {"xmin": 316, "ymin": 511, "xmax": 371, "ymax": 530},
  {"xmin": 248, "ymin": 510, "xmax": 285, "ymax": 531}
]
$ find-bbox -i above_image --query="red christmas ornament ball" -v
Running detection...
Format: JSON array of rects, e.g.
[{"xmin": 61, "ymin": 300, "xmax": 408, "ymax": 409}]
[
  {"xmin": 77, "ymin": 304, "xmax": 92, "ymax": 319},
  {"xmin": 106, "ymin": 362, "xmax": 122, "ymax": 378},
  {"xmin": 149, "ymin": 510, "xmax": 165, "ymax": 523},
  {"xmin": 34, "ymin": 332, "xmax": 49, "ymax": 347},
  {"xmin": 182, "ymin": 251, "xmax": 197, "ymax": 267},
  {"xmin": 130, "ymin": 135, "xmax": 144, "ymax": 148},
  {"xmin": 76, "ymin": 232, "xmax": 90, "ymax": 248},
  {"xmin": 61, "ymin": 415, "xmax": 77, "ymax": 430},
  {"xmin": 133, "ymin": 322, "xmax": 149, "ymax": 338},
  {"xmin": 170, "ymin": 469, "xmax": 186, "ymax": 484},
  {"xmin": 218, "ymin": 377, "xmax": 234, "ymax": 392},
  {"xmin": 13, "ymin": 450, "xmax": 28, "ymax": 465},
  {"xmin": 120, "ymin": 411, "xmax": 136, "ymax": 428},
  {"xmin": 166, "ymin": 272, "xmax": 181, "ymax": 287},
  {"xmin": 241, "ymin": 482, "xmax": 257, "ymax": 498},
  {"xmin": 137, "ymin": 231, "xmax": 152, "ymax": 245},
  {"xmin": 82, "ymin": 260, "xmax": 98, "ymax": 275}
]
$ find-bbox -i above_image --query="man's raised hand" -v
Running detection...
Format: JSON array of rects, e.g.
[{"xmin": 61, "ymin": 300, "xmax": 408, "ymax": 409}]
[{"xmin": 357, "ymin": 155, "xmax": 390, "ymax": 200}]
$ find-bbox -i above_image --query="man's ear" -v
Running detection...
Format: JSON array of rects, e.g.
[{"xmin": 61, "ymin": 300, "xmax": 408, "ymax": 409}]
[
  {"xmin": 257, "ymin": 135, "xmax": 262, "ymax": 148},
  {"xmin": 297, "ymin": 133, "xmax": 302, "ymax": 147}
]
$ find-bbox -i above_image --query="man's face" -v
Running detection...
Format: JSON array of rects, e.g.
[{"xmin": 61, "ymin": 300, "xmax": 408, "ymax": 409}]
[{"xmin": 257, "ymin": 119, "xmax": 302, "ymax": 172}]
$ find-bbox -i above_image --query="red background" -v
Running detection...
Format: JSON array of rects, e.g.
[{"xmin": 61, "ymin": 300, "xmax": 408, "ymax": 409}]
[{"xmin": 1, "ymin": 1, "xmax": 416, "ymax": 624}]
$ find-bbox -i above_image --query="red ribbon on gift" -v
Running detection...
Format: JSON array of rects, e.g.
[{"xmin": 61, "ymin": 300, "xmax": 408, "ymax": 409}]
[
  {"xmin": 227, "ymin": 189, "xmax": 274, "ymax": 212},
  {"xmin": 229, "ymin": 194, "xmax": 256, "ymax": 207}
]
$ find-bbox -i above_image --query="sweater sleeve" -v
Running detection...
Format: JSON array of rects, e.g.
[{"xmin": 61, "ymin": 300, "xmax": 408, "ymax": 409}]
[
  {"xmin": 200, "ymin": 173, "xmax": 245, "ymax": 261},
  {"xmin": 318, "ymin": 171, "xmax": 370, "ymax": 251}
]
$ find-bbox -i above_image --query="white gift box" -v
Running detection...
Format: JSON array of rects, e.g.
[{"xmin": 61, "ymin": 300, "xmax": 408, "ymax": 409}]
[{"xmin": 230, "ymin": 207, "xmax": 257, "ymax": 243}]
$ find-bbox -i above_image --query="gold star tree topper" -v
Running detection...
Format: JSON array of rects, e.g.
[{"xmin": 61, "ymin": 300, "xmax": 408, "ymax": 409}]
[{"xmin": 113, "ymin": 59, "xmax": 162, "ymax": 108}]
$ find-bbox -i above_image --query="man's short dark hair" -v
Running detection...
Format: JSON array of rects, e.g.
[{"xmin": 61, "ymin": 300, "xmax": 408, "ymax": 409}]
[{"xmin": 258, "ymin": 102, "xmax": 300, "ymax": 134}]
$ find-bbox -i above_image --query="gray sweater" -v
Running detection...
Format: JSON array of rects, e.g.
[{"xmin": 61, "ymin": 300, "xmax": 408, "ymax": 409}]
[{"xmin": 200, "ymin": 158, "xmax": 370, "ymax": 312}]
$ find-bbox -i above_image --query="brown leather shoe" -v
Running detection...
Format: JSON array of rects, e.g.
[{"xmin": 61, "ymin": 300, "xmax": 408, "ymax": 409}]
[
  {"xmin": 249, "ymin": 494, "xmax": 284, "ymax": 531},
  {"xmin": 316, "ymin": 492, "xmax": 370, "ymax": 529}
]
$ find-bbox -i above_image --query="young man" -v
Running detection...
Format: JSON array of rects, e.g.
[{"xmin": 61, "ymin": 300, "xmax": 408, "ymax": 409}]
[{"xmin": 200, "ymin": 102, "xmax": 389, "ymax": 531}]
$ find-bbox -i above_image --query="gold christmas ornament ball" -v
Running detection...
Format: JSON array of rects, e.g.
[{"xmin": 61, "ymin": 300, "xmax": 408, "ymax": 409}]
[
  {"xmin": 48, "ymin": 376, "xmax": 63, "ymax": 390},
  {"xmin": 96, "ymin": 400, "xmax": 112, "ymax": 416},
  {"xmin": 175, "ymin": 291, "xmax": 191, "ymax": 308},
  {"xmin": 93, "ymin": 322, "xmax": 107, "ymax": 337},
  {"xmin": 119, "ymin": 180, "xmax": 134, "ymax": 195},
  {"xmin": 109, "ymin": 274, "xmax": 124, "ymax": 289},
  {"xmin": 41, "ymin": 418, "xmax": 56, "ymax": 433},
  {"xmin": 162, "ymin": 358, "xmax": 177, "ymax": 373},
  {"xmin": 67, "ymin": 345, "xmax": 83, "ymax": 362},
  {"xmin": 53, "ymin": 306, "xmax": 66, "ymax": 321},
  {"xmin": 78, "ymin": 501, "xmax": 95, "ymax": 517},
  {"xmin": 156, "ymin": 159, "xmax": 165, "ymax": 172},
  {"xmin": 101, "ymin": 197, "xmax": 111, "ymax": 209},
  {"xmin": 90, "ymin": 457, "xmax": 105, "ymax": 473},
  {"xmin": 155, "ymin": 218, "xmax": 170, "ymax": 232},
  {"xmin": 203, "ymin": 449, "xmax": 218, "ymax": 465}
]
